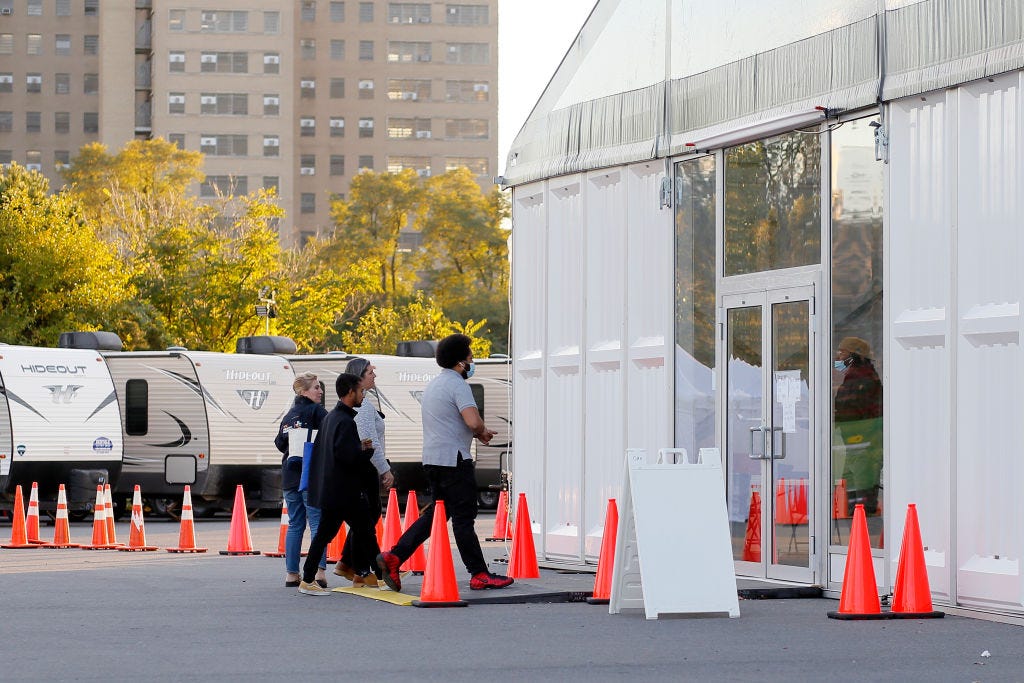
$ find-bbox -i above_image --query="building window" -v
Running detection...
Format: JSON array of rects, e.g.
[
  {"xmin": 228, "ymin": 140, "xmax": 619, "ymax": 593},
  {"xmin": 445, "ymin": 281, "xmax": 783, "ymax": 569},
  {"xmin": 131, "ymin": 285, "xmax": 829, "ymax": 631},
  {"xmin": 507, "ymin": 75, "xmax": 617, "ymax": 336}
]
[
  {"xmin": 0, "ymin": 150, "xmax": 11, "ymax": 165},
  {"xmin": 358, "ymin": 117, "xmax": 374, "ymax": 138},
  {"xmin": 169, "ymin": 51, "xmax": 186, "ymax": 72},
  {"xmin": 300, "ymin": 79, "xmax": 316, "ymax": 98},
  {"xmin": 83, "ymin": 73, "xmax": 98, "ymax": 95},
  {"xmin": 445, "ymin": 157, "xmax": 488, "ymax": 174},
  {"xmin": 300, "ymin": 116, "xmax": 316, "ymax": 137},
  {"xmin": 298, "ymin": 38, "xmax": 315, "ymax": 60},
  {"xmin": 26, "ymin": 73, "xmax": 42, "ymax": 93},
  {"xmin": 445, "ymin": 4, "xmax": 488, "ymax": 25},
  {"xmin": 359, "ymin": 2, "xmax": 373, "ymax": 22},
  {"xmin": 330, "ymin": 78, "xmax": 345, "ymax": 98},
  {"xmin": 300, "ymin": 154, "xmax": 315, "ymax": 175},
  {"xmin": 25, "ymin": 150, "xmax": 41, "ymax": 171},
  {"xmin": 301, "ymin": 1, "xmax": 316, "ymax": 21},
  {"xmin": 263, "ymin": 135, "xmax": 279, "ymax": 157},
  {"xmin": 330, "ymin": 155, "xmax": 345, "ymax": 176},
  {"xmin": 263, "ymin": 94, "xmax": 279, "ymax": 116},
  {"xmin": 263, "ymin": 176, "xmax": 279, "ymax": 191},
  {"xmin": 167, "ymin": 133, "xmax": 185, "ymax": 148},
  {"xmin": 358, "ymin": 155, "xmax": 373, "ymax": 170},
  {"xmin": 387, "ymin": 156, "xmax": 430, "ymax": 175},
  {"xmin": 200, "ymin": 93, "xmax": 247, "ymax": 115},
  {"xmin": 200, "ymin": 134, "xmax": 247, "ymax": 156},
  {"xmin": 54, "ymin": 150, "xmax": 70, "ymax": 168},
  {"xmin": 300, "ymin": 193, "xmax": 315, "ymax": 213},
  {"xmin": 55, "ymin": 73, "xmax": 70, "ymax": 94},
  {"xmin": 387, "ymin": 116, "xmax": 431, "ymax": 139},
  {"xmin": 330, "ymin": 39, "xmax": 345, "ymax": 60},
  {"xmin": 0, "ymin": 34, "xmax": 13, "ymax": 55},
  {"xmin": 446, "ymin": 42, "xmax": 488, "ymax": 64},
  {"xmin": 83, "ymin": 112, "xmax": 98, "ymax": 133},
  {"xmin": 0, "ymin": 112, "xmax": 11, "ymax": 132},
  {"xmin": 169, "ymin": 9, "xmax": 185, "ymax": 31},
  {"xmin": 444, "ymin": 118, "xmax": 487, "ymax": 140},
  {"xmin": 358, "ymin": 79, "xmax": 374, "ymax": 99},
  {"xmin": 359, "ymin": 40, "xmax": 373, "ymax": 61},
  {"xmin": 330, "ymin": 1, "xmax": 345, "ymax": 21},
  {"xmin": 27, "ymin": 34, "xmax": 42, "ymax": 56},
  {"xmin": 0, "ymin": 73, "xmax": 11, "ymax": 93},
  {"xmin": 84, "ymin": 0, "xmax": 98, "ymax": 16},
  {"xmin": 26, "ymin": 111, "xmax": 41, "ymax": 133},
  {"xmin": 55, "ymin": 35, "xmax": 71, "ymax": 56},
  {"xmin": 56, "ymin": 0, "xmax": 71, "ymax": 16},
  {"xmin": 200, "ymin": 175, "xmax": 236, "ymax": 197},
  {"xmin": 387, "ymin": 41, "xmax": 431, "ymax": 63},
  {"xmin": 445, "ymin": 80, "xmax": 488, "ymax": 102},
  {"xmin": 200, "ymin": 10, "xmax": 248, "ymax": 33},
  {"xmin": 84, "ymin": 35, "xmax": 98, "ymax": 55},
  {"xmin": 387, "ymin": 78, "xmax": 430, "ymax": 101},
  {"xmin": 389, "ymin": 3, "xmax": 430, "ymax": 23},
  {"xmin": 263, "ymin": 10, "xmax": 279, "ymax": 33},
  {"xmin": 54, "ymin": 111, "xmax": 70, "ymax": 134},
  {"xmin": 329, "ymin": 117, "xmax": 345, "ymax": 137},
  {"xmin": 201, "ymin": 51, "xmax": 248, "ymax": 74},
  {"xmin": 27, "ymin": 0, "xmax": 42, "ymax": 15},
  {"xmin": 263, "ymin": 52, "xmax": 280, "ymax": 74},
  {"xmin": 168, "ymin": 92, "xmax": 185, "ymax": 114}
]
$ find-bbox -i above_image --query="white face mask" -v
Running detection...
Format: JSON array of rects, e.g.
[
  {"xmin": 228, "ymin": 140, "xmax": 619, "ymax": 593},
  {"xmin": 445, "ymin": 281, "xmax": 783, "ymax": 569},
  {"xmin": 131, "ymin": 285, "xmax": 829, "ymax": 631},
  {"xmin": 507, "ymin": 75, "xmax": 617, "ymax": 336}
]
[
  {"xmin": 465, "ymin": 362, "xmax": 476, "ymax": 378},
  {"xmin": 834, "ymin": 358, "xmax": 850, "ymax": 372}
]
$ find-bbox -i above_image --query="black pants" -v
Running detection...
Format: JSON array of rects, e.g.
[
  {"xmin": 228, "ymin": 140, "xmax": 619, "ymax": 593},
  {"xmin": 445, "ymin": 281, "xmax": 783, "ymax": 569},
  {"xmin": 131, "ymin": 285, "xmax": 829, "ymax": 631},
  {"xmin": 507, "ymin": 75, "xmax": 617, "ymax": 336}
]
[
  {"xmin": 303, "ymin": 498, "xmax": 371, "ymax": 583},
  {"xmin": 389, "ymin": 454, "xmax": 486, "ymax": 576},
  {"xmin": 340, "ymin": 479, "xmax": 382, "ymax": 574}
]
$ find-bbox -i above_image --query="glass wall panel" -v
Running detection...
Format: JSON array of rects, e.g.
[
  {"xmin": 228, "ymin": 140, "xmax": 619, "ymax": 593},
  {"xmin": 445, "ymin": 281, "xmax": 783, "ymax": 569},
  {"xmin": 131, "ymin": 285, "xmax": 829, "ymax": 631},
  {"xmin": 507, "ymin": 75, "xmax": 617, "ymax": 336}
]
[
  {"xmin": 829, "ymin": 116, "xmax": 884, "ymax": 550},
  {"xmin": 674, "ymin": 156, "xmax": 716, "ymax": 457},
  {"xmin": 725, "ymin": 131, "xmax": 821, "ymax": 276}
]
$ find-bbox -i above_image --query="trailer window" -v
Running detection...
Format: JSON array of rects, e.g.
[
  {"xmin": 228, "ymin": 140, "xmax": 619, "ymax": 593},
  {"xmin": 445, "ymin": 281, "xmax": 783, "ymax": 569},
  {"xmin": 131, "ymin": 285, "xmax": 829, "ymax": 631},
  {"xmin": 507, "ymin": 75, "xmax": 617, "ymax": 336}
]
[
  {"xmin": 469, "ymin": 383, "xmax": 484, "ymax": 416},
  {"xmin": 125, "ymin": 379, "xmax": 148, "ymax": 435}
]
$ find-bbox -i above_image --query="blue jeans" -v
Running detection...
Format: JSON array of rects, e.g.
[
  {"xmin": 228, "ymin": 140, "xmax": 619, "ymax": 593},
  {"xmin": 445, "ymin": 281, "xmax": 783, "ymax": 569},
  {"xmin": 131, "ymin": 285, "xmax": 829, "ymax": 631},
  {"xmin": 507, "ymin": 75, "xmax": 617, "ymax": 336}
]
[{"xmin": 284, "ymin": 488, "xmax": 326, "ymax": 574}]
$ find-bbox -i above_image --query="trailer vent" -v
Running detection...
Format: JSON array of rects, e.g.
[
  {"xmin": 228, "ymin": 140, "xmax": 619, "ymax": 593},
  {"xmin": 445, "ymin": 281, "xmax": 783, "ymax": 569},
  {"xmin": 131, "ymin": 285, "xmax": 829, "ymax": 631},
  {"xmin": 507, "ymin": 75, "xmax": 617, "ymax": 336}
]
[
  {"xmin": 236, "ymin": 335, "xmax": 297, "ymax": 355},
  {"xmin": 58, "ymin": 331, "xmax": 123, "ymax": 351}
]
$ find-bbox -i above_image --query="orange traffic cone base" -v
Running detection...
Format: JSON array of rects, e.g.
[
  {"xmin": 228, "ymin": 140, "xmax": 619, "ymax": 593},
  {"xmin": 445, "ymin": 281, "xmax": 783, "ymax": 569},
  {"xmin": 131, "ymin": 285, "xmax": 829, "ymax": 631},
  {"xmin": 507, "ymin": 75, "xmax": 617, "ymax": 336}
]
[
  {"xmin": 167, "ymin": 545, "xmax": 208, "ymax": 553},
  {"xmin": 81, "ymin": 542, "xmax": 119, "ymax": 550},
  {"xmin": 219, "ymin": 548, "xmax": 260, "ymax": 555},
  {"xmin": 412, "ymin": 597, "xmax": 467, "ymax": 608},
  {"xmin": 119, "ymin": 544, "xmax": 159, "ymax": 551}
]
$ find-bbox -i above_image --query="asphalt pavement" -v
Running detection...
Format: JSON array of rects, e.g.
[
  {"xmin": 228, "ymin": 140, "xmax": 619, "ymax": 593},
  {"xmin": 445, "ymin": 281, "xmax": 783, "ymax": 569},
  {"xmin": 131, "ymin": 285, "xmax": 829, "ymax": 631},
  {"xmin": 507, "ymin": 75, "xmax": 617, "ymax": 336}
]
[{"xmin": 0, "ymin": 513, "xmax": 1021, "ymax": 682}]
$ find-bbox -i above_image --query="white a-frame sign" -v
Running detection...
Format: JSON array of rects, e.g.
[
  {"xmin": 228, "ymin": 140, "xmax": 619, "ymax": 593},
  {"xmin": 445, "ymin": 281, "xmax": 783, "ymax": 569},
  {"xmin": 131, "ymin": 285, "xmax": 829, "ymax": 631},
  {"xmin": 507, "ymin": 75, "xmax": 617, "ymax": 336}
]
[{"xmin": 609, "ymin": 448, "xmax": 740, "ymax": 619}]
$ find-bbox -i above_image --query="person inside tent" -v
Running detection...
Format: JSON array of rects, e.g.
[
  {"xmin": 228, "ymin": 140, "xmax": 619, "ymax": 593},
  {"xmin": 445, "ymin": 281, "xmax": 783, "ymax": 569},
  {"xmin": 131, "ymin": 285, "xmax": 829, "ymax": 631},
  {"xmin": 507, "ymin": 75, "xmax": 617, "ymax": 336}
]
[{"xmin": 833, "ymin": 336, "xmax": 883, "ymax": 516}]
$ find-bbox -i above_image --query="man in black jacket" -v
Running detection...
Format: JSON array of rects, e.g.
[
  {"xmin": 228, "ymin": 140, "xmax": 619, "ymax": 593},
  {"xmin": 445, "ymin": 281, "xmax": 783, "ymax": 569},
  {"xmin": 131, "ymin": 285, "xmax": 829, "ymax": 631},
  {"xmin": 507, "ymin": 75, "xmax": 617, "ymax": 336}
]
[{"xmin": 298, "ymin": 373, "xmax": 374, "ymax": 596}]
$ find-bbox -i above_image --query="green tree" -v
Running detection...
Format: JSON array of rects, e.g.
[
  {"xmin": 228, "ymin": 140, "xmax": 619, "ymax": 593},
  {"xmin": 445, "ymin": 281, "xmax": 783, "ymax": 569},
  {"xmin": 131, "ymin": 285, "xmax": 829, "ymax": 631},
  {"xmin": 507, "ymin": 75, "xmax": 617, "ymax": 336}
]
[{"xmin": 0, "ymin": 164, "xmax": 133, "ymax": 346}]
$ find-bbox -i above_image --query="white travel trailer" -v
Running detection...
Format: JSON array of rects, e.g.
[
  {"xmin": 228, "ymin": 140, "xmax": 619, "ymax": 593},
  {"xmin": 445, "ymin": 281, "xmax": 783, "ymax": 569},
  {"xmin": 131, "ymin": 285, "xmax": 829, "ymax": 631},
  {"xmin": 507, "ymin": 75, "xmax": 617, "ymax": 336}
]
[
  {"xmin": 99, "ymin": 349, "xmax": 295, "ymax": 515},
  {"xmin": 0, "ymin": 343, "xmax": 123, "ymax": 512}
]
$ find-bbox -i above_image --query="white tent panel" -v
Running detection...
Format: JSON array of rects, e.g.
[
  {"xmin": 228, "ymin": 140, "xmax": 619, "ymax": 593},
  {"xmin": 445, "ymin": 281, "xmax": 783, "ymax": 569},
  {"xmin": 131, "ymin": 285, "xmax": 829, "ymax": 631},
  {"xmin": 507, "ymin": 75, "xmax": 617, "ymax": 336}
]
[
  {"xmin": 583, "ymin": 169, "xmax": 628, "ymax": 559},
  {"xmin": 544, "ymin": 176, "xmax": 586, "ymax": 559}
]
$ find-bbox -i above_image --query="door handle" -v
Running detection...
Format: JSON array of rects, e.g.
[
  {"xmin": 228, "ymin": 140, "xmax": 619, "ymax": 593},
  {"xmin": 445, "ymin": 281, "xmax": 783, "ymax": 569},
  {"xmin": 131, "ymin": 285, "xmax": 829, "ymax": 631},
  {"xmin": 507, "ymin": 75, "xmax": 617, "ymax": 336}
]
[
  {"xmin": 769, "ymin": 425, "xmax": 786, "ymax": 459},
  {"xmin": 748, "ymin": 425, "xmax": 767, "ymax": 459}
]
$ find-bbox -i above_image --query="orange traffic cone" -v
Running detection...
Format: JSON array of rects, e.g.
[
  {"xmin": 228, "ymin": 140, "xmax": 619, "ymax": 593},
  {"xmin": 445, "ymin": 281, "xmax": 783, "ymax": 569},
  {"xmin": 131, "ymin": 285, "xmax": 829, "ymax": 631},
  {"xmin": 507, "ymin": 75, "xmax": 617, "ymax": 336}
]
[
  {"xmin": 26, "ymin": 481, "xmax": 43, "ymax": 544},
  {"xmin": 103, "ymin": 484, "xmax": 121, "ymax": 546},
  {"xmin": 485, "ymin": 490, "xmax": 512, "ymax": 541},
  {"xmin": 742, "ymin": 487, "xmax": 762, "ymax": 562},
  {"xmin": 381, "ymin": 488, "xmax": 402, "ymax": 550},
  {"xmin": 39, "ymin": 484, "xmax": 79, "ymax": 548},
  {"xmin": 219, "ymin": 484, "xmax": 260, "ymax": 555},
  {"xmin": 263, "ymin": 498, "xmax": 289, "ymax": 558},
  {"xmin": 891, "ymin": 504, "xmax": 943, "ymax": 618},
  {"xmin": 401, "ymin": 491, "xmax": 426, "ymax": 574},
  {"xmin": 326, "ymin": 523, "xmax": 347, "ymax": 563},
  {"xmin": 167, "ymin": 485, "xmax": 208, "ymax": 553},
  {"xmin": 2, "ymin": 485, "xmax": 34, "ymax": 548},
  {"xmin": 412, "ymin": 500, "xmax": 467, "ymax": 608},
  {"xmin": 827, "ymin": 504, "xmax": 883, "ymax": 619},
  {"xmin": 375, "ymin": 516, "xmax": 384, "ymax": 547},
  {"xmin": 508, "ymin": 493, "xmax": 540, "ymax": 579},
  {"xmin": 81, "ymin": 485, "xmax": 116, "ymax": 549},
  {"xmin": 832, "ymin": 479, "xmax": 849, "ymax": 520},
  {"xmin": 790, "ymin": 479, "xmax": 808, "ymax": 524},
  {"xmin": 119, "ymin": 485, "xmax": 158, "ymax": 551},
  {"xmin": 586, "ymin": 499, "xmax": 619, "ymax": 604},
  {"xmin": 775, "ymin": 477, "xmax": 793, "ymax": 525}
]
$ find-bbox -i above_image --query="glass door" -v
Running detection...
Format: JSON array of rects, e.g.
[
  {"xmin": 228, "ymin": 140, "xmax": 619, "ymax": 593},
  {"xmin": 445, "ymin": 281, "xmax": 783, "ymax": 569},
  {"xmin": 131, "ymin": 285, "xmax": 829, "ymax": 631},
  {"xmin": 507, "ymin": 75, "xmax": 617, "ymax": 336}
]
[{"xmin": 724, "ymin": 285, "xmax": 815, "ymax": 583}]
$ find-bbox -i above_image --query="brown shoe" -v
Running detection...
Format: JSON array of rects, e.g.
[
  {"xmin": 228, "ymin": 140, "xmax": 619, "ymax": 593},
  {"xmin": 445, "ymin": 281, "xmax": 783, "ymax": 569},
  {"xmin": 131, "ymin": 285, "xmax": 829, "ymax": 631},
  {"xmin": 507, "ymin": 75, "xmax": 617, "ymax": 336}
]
[
  {"xmin": 353, "ymin": 573, "xmax": 378, "ymax": 588},
  {"xmin": 333, "ymin": 561, "xmax": 355, "ymax": 580}
]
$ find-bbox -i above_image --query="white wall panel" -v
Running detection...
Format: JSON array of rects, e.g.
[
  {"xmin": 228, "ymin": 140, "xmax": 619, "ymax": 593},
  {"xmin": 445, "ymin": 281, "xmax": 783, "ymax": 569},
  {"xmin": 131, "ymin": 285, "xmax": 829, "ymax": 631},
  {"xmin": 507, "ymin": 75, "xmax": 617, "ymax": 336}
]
[
  {"xmin": 544, "ymin": 176, "xmax": 585, "ymax": 559},
  {"xmin": 625, "ymin": 162, "xmax": 673, "ymax": 459},
  {"xmin": 954, "ymin": 72, "xmax": 1024, "ymax": 611},
  {"xmin": 511, "ymin": 184, "xmax": 547, "ymax": 536},
  {"xmin": 583, "ymin": 169, "xmax": 628, "ymax": 560},
  {"xmin": 887, "ymin": 92, "xmax": 953, "ymax": 600}
]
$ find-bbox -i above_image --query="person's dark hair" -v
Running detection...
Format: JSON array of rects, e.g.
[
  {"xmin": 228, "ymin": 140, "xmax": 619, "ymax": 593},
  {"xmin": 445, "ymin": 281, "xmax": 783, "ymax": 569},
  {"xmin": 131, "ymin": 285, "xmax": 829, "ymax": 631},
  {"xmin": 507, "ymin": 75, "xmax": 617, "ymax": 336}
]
[
  {"xmin": 345, "ymin": 357, "xmax": 370, "ymax": 378},
  {"xmin": 335, "ymin": 372, "xmax": 363, "ymax": 399},
  {"xmin": 435, "ymin": 333, "xmax": 471, "ymax": 369}
]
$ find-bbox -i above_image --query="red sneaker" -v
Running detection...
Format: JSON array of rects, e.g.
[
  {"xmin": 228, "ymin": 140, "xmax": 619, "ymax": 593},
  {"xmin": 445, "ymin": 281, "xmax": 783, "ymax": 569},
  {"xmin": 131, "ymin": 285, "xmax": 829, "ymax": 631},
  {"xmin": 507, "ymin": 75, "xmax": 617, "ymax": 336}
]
[
  {"xmin": 376, "ymin": 552, "xmax": 402, "ymax": 592},
  {"xmin": 470, "ymin": 571, "xmax": 514, "ymax": 590}
]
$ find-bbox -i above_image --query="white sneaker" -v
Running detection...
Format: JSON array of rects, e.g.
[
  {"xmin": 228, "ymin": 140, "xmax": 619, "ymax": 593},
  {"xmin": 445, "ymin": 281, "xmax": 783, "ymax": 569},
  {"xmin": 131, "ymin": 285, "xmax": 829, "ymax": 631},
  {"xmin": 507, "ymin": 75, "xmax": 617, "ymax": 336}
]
[{"xmin": 298, "ymin": 580, "xmax": 331, "ymax": 596}]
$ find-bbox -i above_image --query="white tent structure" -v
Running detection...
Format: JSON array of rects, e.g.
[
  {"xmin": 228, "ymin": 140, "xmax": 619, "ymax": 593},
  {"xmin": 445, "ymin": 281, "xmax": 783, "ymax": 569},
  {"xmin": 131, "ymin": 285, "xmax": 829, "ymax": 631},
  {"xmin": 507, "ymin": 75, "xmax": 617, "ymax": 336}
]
[{"xmin": 506, "ymin": 0, "xmax": 1024, "ymax": 621}]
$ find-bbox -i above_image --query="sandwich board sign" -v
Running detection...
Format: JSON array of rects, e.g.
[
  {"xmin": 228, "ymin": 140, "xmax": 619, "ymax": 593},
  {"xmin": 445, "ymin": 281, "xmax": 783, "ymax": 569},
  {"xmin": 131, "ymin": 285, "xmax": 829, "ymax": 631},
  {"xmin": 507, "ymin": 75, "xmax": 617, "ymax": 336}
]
[{"xmin": 609, "ymin": 447, "xmax": 740, "ymax": 619}]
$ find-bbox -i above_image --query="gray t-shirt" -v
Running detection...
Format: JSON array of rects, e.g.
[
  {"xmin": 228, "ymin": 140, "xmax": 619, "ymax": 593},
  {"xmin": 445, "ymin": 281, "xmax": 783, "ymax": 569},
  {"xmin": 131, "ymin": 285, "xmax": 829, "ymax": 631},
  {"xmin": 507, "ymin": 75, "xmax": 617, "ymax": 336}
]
[{"xmin": 421, "ymin": 367, "xmax": 477, "ymax": 467}]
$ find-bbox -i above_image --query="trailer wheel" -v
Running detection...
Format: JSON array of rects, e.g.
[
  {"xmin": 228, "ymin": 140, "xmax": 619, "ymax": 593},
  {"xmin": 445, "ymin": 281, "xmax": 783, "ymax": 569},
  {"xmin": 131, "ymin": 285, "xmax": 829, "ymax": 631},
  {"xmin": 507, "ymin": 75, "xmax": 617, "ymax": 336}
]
[
  {"xmin": 477, "ymin": 490, "xmax": 499, "ymax": 509},
  {"xmin": 150, "ymin": 497, "xmax": 181, "ymax": 521}
]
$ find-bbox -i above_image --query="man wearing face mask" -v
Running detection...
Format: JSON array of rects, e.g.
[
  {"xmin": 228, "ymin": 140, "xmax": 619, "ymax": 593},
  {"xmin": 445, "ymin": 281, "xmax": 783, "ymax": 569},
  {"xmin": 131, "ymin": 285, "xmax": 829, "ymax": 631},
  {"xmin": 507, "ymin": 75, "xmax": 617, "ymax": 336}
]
[
  {"xmin": 376, "ymin": 333, "xmax": 514, "ymax": 592},
  {"xmin": 833, "ymin": 336, "xmax": 883, "ymax": 515}
]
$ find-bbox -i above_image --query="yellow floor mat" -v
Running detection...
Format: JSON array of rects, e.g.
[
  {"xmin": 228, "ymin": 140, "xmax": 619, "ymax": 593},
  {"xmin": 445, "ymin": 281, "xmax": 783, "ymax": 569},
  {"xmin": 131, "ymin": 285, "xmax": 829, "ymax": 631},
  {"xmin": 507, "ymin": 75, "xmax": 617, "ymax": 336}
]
[{"xmin": 332, "ymin": 585, "xmax": 416, "ymax": 605}]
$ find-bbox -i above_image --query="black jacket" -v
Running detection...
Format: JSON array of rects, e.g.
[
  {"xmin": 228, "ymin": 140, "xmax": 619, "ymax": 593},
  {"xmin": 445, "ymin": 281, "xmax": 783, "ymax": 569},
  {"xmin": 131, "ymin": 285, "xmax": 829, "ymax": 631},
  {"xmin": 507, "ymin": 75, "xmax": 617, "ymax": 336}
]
[
  {"xmin": 305, "ymin": 401, "xmax": 373, "ymax": 512},
  {"xmin": 276, "ymin": 396, "xmax": 328, "ymax": 490}
]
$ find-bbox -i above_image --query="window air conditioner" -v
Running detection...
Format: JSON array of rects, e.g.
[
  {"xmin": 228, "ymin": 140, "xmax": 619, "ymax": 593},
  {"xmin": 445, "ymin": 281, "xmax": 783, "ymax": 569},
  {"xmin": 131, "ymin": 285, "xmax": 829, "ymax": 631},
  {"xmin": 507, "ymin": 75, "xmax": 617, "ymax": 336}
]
[
  {"xmin": 0, "ymin": 8, "xmax": 13, "ymax": 15},
  {"xmin": 300, "ymin": 167, "xmax": 315, "ymax": 175},
  {"xmin": 417, "ymin": 169, "xmax": 430, "ymax": 177},
  {"xmin": 26, "ymin": 163, "xmax": 41, "ymax": 171},
  {"xmin": 415, "ymin": 130, "xmax": 431, "ymax": 138}
]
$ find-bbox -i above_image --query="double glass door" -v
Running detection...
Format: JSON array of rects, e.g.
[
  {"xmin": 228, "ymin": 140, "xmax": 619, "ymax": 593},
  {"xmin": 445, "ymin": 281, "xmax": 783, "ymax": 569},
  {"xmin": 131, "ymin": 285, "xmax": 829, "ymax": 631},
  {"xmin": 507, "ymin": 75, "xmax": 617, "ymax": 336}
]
[{"xmin": 723, "ymin": 285, "xmax": 815, "ymax": 583}]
